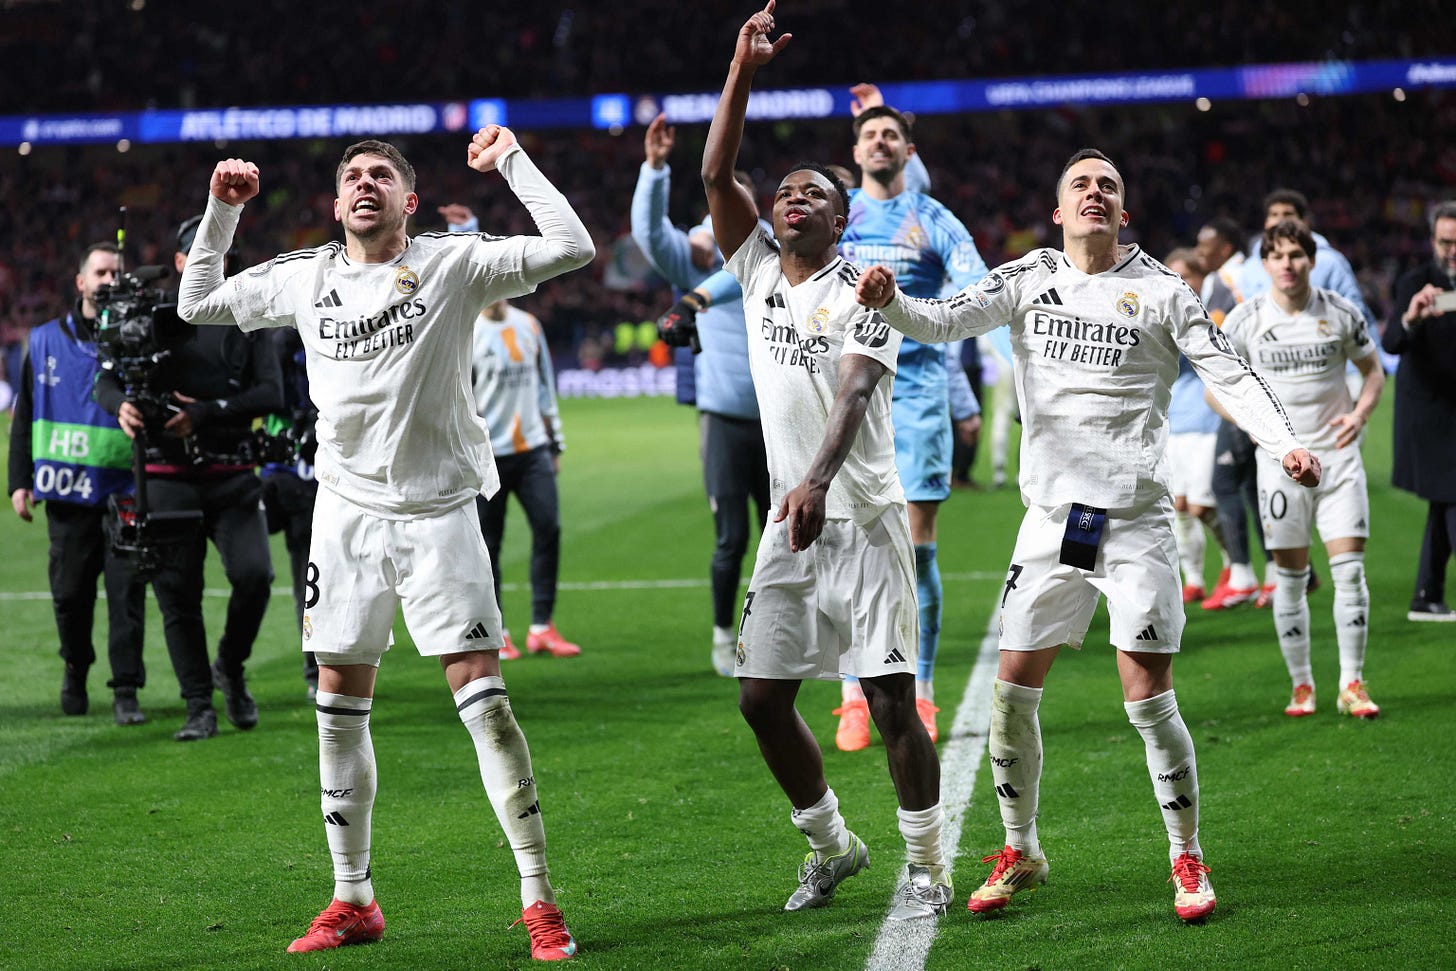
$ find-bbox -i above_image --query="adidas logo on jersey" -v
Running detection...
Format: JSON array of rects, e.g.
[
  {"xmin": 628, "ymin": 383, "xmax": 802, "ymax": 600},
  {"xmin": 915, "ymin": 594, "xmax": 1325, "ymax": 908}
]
[
  {"xmin": 1136, "ymin": 624, "xmax": 1159, "ymax": 642},
  {"xmin": 314, "ymin": 288, "xmax": 344, "ymax": 309},
  {"xmin": 465, "ymin": 622, "xmax": 491, "ymax": 640},
  {"xmin": 883, "ymin": 648, "xmax": 907, "ymax": 665},
  {"xmin": 1033, "ymin": 287, "xmax": 1064, "ymax": 306}
]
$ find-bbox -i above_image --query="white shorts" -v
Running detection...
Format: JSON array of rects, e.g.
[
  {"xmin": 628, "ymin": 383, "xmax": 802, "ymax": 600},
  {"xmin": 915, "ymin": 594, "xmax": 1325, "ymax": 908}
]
[
  {"xmin": 1168, "ymin": 432, "xmax": 1217, "ymax": 508},
  {"xmin": 736, "ymin": 507, "xmax": 917, "ymax": 681},
  {"xmin": 302, "ymin": 487, "xmax": 505, "ymax": 664},
  {"xmin": 1256, "ymin": 446, "xmax": 1369, "ymax": 550},
  {"xmin": 997, "ymin": 498, "xmax": 1185, "ymax": 655}
]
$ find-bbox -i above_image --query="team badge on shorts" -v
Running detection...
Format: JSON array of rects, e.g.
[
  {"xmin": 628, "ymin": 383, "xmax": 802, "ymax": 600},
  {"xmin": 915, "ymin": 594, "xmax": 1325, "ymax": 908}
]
[
  {"xmin": 736, "ymin": 641, "xmax": 746, "ymax": 666},
  {"xmin": 302, "ymin": 614, "xmax": 313, "ymax": 641},
  {"xmin": 1116, "ymin": 291, "xmax": 1141, "ymax": 318},
  {"xmin": 394, "ymin": 266, "xmax": 420, "ymax": 295},
  {"xmin": 808, "ymin": 307, "xmax": 830, "ymax": 334}
]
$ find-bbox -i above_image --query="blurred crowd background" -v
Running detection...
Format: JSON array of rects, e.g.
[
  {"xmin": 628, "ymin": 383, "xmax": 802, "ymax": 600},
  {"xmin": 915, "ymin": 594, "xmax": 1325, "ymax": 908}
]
[{"xmin": 1, "ymin": 0, "xmax": 1452, "ymax": 382}]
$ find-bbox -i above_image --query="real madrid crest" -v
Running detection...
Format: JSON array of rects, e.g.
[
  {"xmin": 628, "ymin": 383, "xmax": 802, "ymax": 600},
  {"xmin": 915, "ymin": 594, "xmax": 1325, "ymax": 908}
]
[
  {"xmin": 1116, "ymin": 291, "xmax": 1141, "ymax": 318},
  {"xmin": 808, "ymin": 306, "xmax": 830, "ymax": 334},
  {"xmin": 302, "ymin": 614, "xmax": 313, "ymax": 641},
  {"xmin": 394, "ymin": 266, "xmax": 420, "ymax": 295},
  {"xmin": 1316, "ymin": 319, "xmax": 1331, "ymax": 337}
]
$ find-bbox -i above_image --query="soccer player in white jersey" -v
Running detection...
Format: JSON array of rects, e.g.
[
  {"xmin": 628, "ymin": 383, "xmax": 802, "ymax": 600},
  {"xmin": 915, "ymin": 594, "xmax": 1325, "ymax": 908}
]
[
  {"xmin": 702, "ymin": 2, "xmax": 950, "ymax": 921},
  {"xmin": 856, "ymin": 148, "xmax": 1322, "ymax": 923},
  {"xmin": 1218, "ymin": 220, "xmax": 1385, "ymax": 719},
  {"xmin": 174, "ymin": 126, "xmax": 592, "ymax": 960},
  {"xmin": 467, "ymin": 295, "xmax": 581, "ymax": 661}
]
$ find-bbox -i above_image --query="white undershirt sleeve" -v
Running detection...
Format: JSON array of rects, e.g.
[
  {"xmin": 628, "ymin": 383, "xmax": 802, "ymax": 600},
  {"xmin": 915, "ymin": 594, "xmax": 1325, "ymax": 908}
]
[
  {"xmin": 494, "ymin": 145, "xmax": 595, "ymax": 285},
  {"xmin": 177, "ymin": 195, "xmax": 244, "ymax": 326}
]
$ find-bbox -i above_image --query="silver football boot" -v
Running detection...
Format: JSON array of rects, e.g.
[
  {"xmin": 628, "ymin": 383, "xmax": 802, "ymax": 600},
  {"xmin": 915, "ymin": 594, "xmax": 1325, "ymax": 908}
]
[
  {"xmin": 784, "ymin": 833, "xmax": 870, "ymax": 911},
  {"xmin": 886, "ymin": 864, "xmax": 953, "ymax": 920}
]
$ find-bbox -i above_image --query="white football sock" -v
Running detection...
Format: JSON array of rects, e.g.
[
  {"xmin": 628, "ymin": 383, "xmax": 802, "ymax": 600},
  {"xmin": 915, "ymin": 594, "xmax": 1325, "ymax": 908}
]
[
  {"xmin": 1229, "ymin": 562, "xmax": 1257, "ymax": 589},
  {"xmin": 841, "ymin": 679, "xmax": 865, "ymax": 704},
  {"xmin": 915, "ymin": 679, "xmax": 934, "ymax": 704},
  {"xmin": 316, "ymin": 691, "xmax": 376, "ymax": 905},
  {"xmin": 897, "ymin": 803, "xmax": 948, "ymax": 884},
  {"xmin": 455, "ymin": 677, "xmax": 553, "ymax": 907},
  {"xmin": 989, "ymin": 679, "xmax": 1043, "ymax": 856},
  {"xmin": 1330, "ymin": 552, "xmax": 1369, "ymax": 685},
  {"xmin": 791, "ymin": 787, "xmax": 851, "ymax": 859},
  {"xmin": 1124, "ymin": 689, "xmax": 1202, "ymax": 864},
  {"xmin": 1273, "ymin": 566, "xmax": 1313, "ymax": 687}
]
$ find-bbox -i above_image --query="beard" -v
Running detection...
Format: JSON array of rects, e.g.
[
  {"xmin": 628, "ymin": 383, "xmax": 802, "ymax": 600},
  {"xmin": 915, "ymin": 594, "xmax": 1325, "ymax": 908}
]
[{"xmin": 347, "ymin": 208, "xmax": 403, "ymax": 242}]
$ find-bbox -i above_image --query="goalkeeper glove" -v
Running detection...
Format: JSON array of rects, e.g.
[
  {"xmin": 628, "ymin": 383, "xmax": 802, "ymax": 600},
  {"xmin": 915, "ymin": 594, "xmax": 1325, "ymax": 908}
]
[{"xmin": 657, "ymin": 292, "xmax": 705, "ymax": 353}]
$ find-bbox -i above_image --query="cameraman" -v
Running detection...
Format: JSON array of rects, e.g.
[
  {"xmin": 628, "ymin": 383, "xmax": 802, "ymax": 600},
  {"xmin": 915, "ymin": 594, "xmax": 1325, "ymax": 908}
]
[
  {"xmin": 7, "ymin": 242, "xmax": 148, "ymax": 724},
  {"xmin": 95, "ymin": 218, "xmax": 282, "ymax": 741},
  {"xmin": 259, "ymin": 325, "xmax": 321, "ymax": 696}
]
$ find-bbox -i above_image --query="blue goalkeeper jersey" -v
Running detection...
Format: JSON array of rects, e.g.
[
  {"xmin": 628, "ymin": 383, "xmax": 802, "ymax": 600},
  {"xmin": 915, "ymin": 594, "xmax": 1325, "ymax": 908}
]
[{"xmin": 840, "ymin": 189, "xmax": 987, "ymax": 396}]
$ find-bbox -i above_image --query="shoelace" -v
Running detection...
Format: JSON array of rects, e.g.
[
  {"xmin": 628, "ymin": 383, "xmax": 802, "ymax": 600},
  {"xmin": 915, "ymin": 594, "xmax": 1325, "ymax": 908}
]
[
  {"xmin": 981, "ymin": 847, "xmax": 1021, "ymax": 882},
  {"xmin": 798, "ymin": 853, "xmax": 837, "ymax": 886},
  {"xmin": 512, "ymin": 905, "xmax": 572, "ymax": 948},
  {"xmin": 306, "ymin": 903, "xmax": 365, "ymax": 935},
  {"xmin": 1169, "ymin": 857, "xmax": 1211, "ymax": 892}
]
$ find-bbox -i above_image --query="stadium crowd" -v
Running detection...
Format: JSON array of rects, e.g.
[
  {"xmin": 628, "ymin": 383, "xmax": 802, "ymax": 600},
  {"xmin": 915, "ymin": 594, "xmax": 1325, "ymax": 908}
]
[
  {"xmin": 3, "ymin": 91, "xmax": 1455, "ymax": 382},
  {"xmin": 1, "ymin": 1, "xmax": 1447, "ymax": 111}
]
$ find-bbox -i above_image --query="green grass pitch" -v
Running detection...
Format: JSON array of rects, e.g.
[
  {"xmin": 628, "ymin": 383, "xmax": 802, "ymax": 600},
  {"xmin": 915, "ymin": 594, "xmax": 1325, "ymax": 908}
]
[{"xmin": 1, "ymin": 392, "xmax": 1451, "ymax": 970}]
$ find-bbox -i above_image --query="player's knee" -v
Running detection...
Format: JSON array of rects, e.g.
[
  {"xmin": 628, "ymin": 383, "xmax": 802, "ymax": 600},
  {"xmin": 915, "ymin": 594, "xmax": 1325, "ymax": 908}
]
[
  {"xmin": 1329, "ymin": 551, "xmax": 1365, "ymax": 590},
  {"xmin": 737, "ymin": 681, "xmax": 788, "ymax": 730},
  {"xmin": 861, "ymin": 677, "xmax": 916, "ymax": 736}
]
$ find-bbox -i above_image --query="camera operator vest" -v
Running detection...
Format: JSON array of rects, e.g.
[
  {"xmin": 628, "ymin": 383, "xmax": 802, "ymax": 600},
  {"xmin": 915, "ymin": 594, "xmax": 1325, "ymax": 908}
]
[{"xmin": 27, "ymin": 315, "xmax": 134, "ymax": 505}]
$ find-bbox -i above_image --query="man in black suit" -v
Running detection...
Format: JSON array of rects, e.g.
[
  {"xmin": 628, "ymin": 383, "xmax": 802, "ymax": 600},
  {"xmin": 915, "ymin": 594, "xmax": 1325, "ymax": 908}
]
[{"xmin": 1384, "ymin": 200, "xmax": 1456, "ymax": 622}]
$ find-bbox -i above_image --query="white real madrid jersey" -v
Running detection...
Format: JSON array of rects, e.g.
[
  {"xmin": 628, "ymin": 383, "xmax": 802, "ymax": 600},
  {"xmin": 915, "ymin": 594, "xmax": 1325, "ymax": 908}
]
[
  {"xmin": 1220, "ymin": 288, "xmax": 1377, "ymax": 453},
  {"xmin": 180, "ymin": 207, "xmax": 548, "ymax": 519},
  {"xmin": 880, "ymin": 244, "xmax": 1304, "ymax": 509},
  {"xmin": 471, "ymin": 304, "xmax": 561, "ymax": 456},
  {"xmin": 727, "ymin": 229, "xmax": 904, "ymax": 523}
]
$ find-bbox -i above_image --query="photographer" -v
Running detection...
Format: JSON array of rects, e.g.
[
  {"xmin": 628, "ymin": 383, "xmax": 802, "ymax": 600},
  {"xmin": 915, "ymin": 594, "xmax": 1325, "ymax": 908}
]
[
  {"xmin": 94, "ymin": 218, "xmax": 282, "ymax": 741},
  {"xmin": 7, "ymin": 242, "xmax": 148, "ymax": 724},
  {"xmin": 259, "ymin": 325, "xmax": 321, "ymax": 696}
]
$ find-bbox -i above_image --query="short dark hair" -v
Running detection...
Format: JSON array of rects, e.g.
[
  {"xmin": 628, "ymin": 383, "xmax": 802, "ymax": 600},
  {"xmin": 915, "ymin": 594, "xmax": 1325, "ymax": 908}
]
[
  {"xmin": 1056, "ymin": 148, "xmax": 1119, "ymax": 197},
  {"xmin": 78, "ymin": 241, "xmax": 118, "ymax": 274},
  {"xmin": 851, "ymin": 105, "xmax": 912, "ymax": 142},
  {"xmin": 1202, "ymin": 216, "xmax": 1245, "ymax": 254},
  {"xmin": 783, "ymin": 161, "xmax": 851, "ymax": 218},
  {"xmin": 336, "ymin": 139, "xmax": 417, "ymax": 192},
  {"xmin": 1428, "ymin": 200, "xmax": 1456, "ymax": 231},
  {"xmin": 1262, "ymin": 188, "xmax": 1309, "ymax": 220},
  {"xmin": 1164, "ymin": 246, "xmax": 1202, "ymax": 271},
  {"xmin": 1260, "ymin": 218, "xmax": 1316, "ymax": 260}
]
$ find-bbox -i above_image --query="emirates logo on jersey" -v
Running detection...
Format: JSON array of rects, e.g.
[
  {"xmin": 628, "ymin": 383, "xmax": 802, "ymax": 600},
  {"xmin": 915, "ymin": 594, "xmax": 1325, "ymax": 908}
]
[{"xmin": 394, "ymin": 266, "xmax": 420, "ymax": 295}]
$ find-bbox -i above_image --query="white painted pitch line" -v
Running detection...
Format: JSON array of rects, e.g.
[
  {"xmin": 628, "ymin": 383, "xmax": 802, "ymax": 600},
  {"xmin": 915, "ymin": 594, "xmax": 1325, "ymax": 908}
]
[
  {"xmin": 865, "ymin": 606, "xmax": 1001, "ymax": 971},
  {"xmin": 0, "ymin": 571, "xmax": 1005, "ymax": 601}
]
